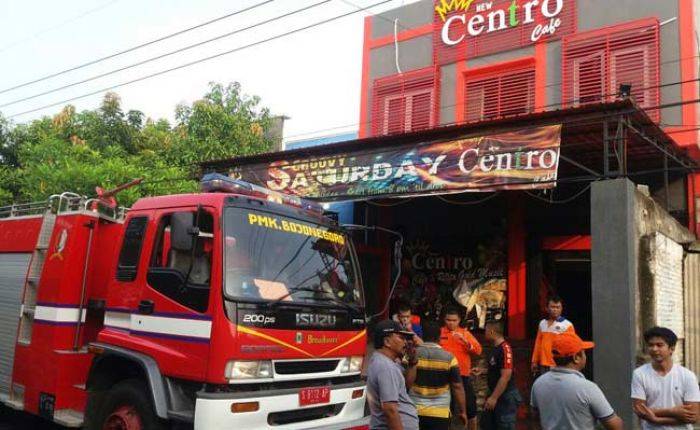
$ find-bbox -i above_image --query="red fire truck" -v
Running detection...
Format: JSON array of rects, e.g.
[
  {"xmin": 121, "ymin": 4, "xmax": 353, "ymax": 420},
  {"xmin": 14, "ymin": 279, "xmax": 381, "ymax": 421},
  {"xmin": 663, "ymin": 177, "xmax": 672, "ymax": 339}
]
[{"xmin": 0, "ymin": 174, "xmax": 369, "ymax": 429}]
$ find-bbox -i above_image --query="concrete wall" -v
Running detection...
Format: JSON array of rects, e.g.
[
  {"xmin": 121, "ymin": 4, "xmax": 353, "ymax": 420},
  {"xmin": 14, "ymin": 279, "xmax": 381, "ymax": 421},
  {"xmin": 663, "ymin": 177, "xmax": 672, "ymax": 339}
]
[
  {"xmin": 365, "ymin": 0, "xmax": 689, "ymax": 130},
  {"xmin": 371, "ymin": 0, "xmax": 434, "ymax": 39},
  {"xmin": 591, "ymin": 179, "xmax": 638, "ymax": 428},
  {"xmin": 592, "ymin": 178, "xmax": 695, "ymax": 428}
]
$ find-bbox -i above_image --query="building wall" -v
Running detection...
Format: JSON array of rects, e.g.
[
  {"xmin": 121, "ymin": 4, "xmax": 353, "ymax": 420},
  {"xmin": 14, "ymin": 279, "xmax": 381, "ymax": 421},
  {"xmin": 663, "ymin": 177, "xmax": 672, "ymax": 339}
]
[
  {"xmin": 592, "ymin": 179, "xmax": 695, "ymax": 427},
  {"xmin": 361, "ymin": 0, "xmax": 699, "ymax": 144}
]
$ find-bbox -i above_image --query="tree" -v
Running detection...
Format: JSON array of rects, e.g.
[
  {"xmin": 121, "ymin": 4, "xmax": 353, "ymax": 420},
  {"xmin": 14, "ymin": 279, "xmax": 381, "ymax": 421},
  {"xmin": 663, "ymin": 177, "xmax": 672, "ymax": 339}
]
[
  {"xmin": 172, "ymin": 82, "xmax": 273, "ymax": 165},
  {"xmin": 0, "ymin": 81, "xmax": 275, "ymax": 208}
]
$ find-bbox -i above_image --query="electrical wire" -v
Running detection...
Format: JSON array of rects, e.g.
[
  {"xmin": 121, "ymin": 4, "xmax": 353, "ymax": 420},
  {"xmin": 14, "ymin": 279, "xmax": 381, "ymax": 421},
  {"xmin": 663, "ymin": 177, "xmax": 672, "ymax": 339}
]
[
  {"xmin": 0, "ymin": 0, "xmax": 274, "ymax": 96},
  {"xmin": 0, "ymin": 0, "xmax": 330, "ymax": 109},
  {"xmin": 28, "ymin": 102, "xmax": 692, "ymax": 187},
  {"xmin": 0, "ymin": 0, "xmax": 121, "ymax": 55},
  {"xmin": 283, "ymin": 55, "xmax": 700, "ymax": 142},
  {"xmin": 5, "ymin": 0, "xmax": 393, "ymax": 119},
  {"xmin": 366, "ymin": 198, "xmax": 415, "ymax": 207},
  {"xmin": 436, "ymin": 192, "xmax": 501, "ymax": 205},
  {"xmin": 524, "ymin": 184, "xmax": 593, "ymax": 205}
]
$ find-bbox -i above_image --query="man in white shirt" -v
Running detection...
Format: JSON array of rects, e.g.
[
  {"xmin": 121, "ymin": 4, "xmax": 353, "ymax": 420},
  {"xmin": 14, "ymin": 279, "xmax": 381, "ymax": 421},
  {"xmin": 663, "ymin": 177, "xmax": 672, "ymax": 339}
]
[{"xmin": 631, "ymin": 326, "xmax": 700, "ymax": 429}]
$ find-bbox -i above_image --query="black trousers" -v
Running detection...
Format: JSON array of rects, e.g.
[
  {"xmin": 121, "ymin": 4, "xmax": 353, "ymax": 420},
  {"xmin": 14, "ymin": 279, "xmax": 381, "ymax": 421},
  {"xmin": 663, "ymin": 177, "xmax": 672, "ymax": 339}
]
[
  {"xmin": 419, "ymin": 416, "xmax": 450, "ymax": 430},
  {"xmin": 463, "ymin": 376, "xmax": 477, "ymax": 419},
  {"xmin": 480, "ymin": 389, "xmax": 522, "ymax": 430}
]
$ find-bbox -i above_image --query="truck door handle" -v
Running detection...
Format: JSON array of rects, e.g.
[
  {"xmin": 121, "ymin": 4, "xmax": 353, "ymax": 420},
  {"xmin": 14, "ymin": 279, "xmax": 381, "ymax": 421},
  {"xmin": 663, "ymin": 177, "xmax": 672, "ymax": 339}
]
[{"xmin": 138, "ymin": 300, "xmax": 154, "ymax": 315}]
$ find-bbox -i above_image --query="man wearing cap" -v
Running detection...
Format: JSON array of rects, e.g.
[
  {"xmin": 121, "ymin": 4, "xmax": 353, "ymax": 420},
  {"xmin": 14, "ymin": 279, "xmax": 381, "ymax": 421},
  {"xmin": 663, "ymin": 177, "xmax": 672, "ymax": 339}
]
[
  {"xmin": 530, "ymin": 332, "xmax": 623, "ymax": 430},
  {"xmin": 367, "ymin": 320, "xmax": 420, "ymax": 430}
]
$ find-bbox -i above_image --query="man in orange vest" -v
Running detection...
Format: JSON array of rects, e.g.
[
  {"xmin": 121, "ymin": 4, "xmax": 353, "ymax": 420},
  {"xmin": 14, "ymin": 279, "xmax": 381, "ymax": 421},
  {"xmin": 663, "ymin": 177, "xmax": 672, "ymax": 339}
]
[
  {"xmin": 531, "ymin": 295, "xmax": 576, "ymax": 375},
  {"xmin": 440, "ymin": 307, "xmax": 482, "ymax": 430}
]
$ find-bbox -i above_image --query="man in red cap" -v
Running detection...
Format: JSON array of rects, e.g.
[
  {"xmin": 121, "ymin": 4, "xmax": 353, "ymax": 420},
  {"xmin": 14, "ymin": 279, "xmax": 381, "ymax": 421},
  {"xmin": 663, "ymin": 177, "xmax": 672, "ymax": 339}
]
[{"xmin": 530, "ymin": 332, "xmax": 623, "ymax": 430}]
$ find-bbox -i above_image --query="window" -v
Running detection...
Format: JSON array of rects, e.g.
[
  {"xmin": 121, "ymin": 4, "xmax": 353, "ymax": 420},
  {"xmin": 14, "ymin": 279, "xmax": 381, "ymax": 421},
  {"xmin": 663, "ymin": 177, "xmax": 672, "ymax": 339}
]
[
  {"xmin": 563, "ymin": 19, "xmax": 659, "ymax": 120},
  {"xmin": 147, "ymin": 210, "xmax": 213, "ymax": 312},
  {"xmin": 116, "ymin": 216, "xmax": 148, "ymax": 282},
  {"xmin": 382, "ymin": 89, "xmax": 435, "ymax": 135},
  {"xmin": 572, "ymin": 51, "xmax": 605, "ymax": 106},
  {"xmin": 464, "ymin": 67, "xmax": 535, "ymax": 122},
  {"xmin": 371, "ymin": 68, "xmax": 437, "ymax": 136},
  {"xmin": 610, "ymin": 46, "xmax": 651, "ymax": 106}
]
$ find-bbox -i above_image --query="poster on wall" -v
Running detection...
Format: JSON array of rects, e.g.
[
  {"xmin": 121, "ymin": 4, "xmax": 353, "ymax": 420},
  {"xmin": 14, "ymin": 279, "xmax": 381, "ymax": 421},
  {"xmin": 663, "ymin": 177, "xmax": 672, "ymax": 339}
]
[
  {"xmin": 227, "ymin": 125, "xmax": 562, "ymax": 202},
  {"xmin": 393, "ymin": 238, "xmax": 507, "ymax": 329}
]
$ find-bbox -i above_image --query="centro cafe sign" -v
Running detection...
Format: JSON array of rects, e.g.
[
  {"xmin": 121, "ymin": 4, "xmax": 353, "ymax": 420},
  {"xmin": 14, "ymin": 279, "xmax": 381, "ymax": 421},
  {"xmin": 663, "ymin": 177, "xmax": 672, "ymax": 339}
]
[{"xmin": 436, "ymin": 0, "xmax": 566, "ymax": 45}]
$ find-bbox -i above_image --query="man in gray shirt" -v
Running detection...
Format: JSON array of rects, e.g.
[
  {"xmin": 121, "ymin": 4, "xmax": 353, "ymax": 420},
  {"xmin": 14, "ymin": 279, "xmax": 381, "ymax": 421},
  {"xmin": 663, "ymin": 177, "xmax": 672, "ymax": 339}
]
[
  {"xmin": 531, "ymin": 332, "xmax": 623, "ymax": 430},
  {"xmin": 367, "ymin": 319, "xmax": 420, "ymax": 430}
]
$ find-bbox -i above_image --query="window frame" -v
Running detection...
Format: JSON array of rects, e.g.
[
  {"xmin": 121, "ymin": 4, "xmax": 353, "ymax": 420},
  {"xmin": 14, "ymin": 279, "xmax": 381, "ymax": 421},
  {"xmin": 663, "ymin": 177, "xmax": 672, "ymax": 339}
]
[
  {"xmin": 572, "ymin": 51, "xmax": 605, "ymax": 107},
  {"xmin": 115, "ymin": 215, "xmax": 149, "ymax": 282},
  {"xmin": 609, "ymin": 45, "xmax": 651, "ymax": 107},
  {"xmin": 462, "ymin": 62, "xmax": 536, "ymax": 122},
  {"xmin": 146, "ymin": 208, "xmax": 214, "ymax": 313},
  {"xmin": 370, "ymin": 67, "xmax": 439, "ymax": 137},
  {"xmin": 381, "ymin": 88, "xmax": 436, "ymax": 135}
]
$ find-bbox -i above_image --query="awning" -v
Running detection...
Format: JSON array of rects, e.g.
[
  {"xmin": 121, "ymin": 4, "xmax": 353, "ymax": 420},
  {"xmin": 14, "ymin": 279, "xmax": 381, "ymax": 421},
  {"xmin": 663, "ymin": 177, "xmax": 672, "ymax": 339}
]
[{"xmin": 200, "ymin": 100, "xmax": 696, "ymax": 202}]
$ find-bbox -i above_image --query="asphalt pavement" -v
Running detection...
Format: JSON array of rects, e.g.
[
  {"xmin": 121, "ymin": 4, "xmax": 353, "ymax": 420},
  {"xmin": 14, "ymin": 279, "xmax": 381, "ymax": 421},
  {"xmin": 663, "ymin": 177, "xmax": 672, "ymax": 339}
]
[{"xmin": 0, "ymin": 406, "xmax": 62, "ymax": 429}]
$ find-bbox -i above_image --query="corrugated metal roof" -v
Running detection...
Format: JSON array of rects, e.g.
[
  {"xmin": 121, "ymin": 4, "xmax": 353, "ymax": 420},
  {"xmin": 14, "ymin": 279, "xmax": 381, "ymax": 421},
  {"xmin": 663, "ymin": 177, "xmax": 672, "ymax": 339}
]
[{"xmin": 201, "ymin": 100, "xmax": 697, "ymax": 179}]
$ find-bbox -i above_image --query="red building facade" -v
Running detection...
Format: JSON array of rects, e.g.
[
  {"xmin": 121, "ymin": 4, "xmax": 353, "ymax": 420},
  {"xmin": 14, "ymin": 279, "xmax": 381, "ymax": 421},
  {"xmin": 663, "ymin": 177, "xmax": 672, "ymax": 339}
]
[{"xmin": 358, "ymin": 0, "xmax": 700, "ymax": 340}]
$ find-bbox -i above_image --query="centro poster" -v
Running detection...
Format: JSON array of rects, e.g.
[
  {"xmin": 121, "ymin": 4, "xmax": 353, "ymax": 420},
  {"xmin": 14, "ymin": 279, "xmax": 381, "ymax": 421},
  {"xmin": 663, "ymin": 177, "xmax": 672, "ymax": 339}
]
[{"xmin": 229, "ymin": 125, "xmax": 562, "ymax": 201}]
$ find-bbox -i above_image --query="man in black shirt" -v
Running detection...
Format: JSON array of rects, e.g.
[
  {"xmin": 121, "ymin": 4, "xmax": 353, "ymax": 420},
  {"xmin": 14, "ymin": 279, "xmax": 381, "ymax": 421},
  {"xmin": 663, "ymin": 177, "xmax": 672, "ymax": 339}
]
[{"xmin": 480, "ymin": 321, "xmax": 522, "ymax": 430}]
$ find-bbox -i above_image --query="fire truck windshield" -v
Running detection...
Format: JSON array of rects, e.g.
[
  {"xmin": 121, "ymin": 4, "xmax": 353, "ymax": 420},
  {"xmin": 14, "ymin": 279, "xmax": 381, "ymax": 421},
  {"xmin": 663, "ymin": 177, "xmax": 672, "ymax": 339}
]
[{"xmin": 224, "ymin": 207, "xmax": 363, "ymax": 308}]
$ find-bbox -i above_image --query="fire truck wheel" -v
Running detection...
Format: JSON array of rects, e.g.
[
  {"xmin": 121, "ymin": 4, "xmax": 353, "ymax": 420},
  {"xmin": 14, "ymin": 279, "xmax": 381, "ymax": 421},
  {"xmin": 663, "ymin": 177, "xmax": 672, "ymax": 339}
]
[{"xmin": 90, "ymin": 379, "xmax": 166, "ymax": 430}]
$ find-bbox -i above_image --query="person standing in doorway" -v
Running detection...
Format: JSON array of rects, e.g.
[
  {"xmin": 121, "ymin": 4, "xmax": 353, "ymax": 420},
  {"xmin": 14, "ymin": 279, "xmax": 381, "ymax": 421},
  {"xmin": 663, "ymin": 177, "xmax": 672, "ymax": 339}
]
[
  {"xmin": 440, "ymin": 307, "xmax": 482, "ymax": 430},
  {"xmin": 531, "ymin": 295, "xmax": 576, "ymax": 375},
  {"xmin": 631, "ymin": 326, "xmax": 700, "ymax": 429},
  {"xmin": 367, "ymin": 319, "xmax": 420, "ymax": 430},
  {"xmin": 531, "ymin": 332, "xmax": 623, "ymax": 430},
  {"xmin": 409, "ymin": 321, "xmax": 467, "ymax": 430},
  {"xmin": 480, "ymin": 321, "xmax": 522, "ymax": 430}
]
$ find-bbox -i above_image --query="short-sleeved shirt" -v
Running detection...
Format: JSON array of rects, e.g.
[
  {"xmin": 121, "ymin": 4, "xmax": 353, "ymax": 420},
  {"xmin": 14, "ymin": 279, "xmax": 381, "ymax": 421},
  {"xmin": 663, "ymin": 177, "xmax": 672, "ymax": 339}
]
[
  {"xmin": 532, "ymin": 317, "xmax": 576, "ymax": 367},
  {"xmin": 409, "ymin": 343, "xmax": 462, "ymax": 418},
  {"xmin": 631, "ymin": 363, "xmax": 700, "ymax": 430},
  {"xmin": 531, "ymin": 367, "xmax": 615, "ymax": 430},
  {"xmin": 487, "ymin": 340, "xmax": 516, "ymax": 393},
  {"xmin": 439, "ymin": 327, "xmax": 482, "ymax": 376},
  {"xmin": 367, "ymin": 351, "xmax": 419, "ymax": 430}
]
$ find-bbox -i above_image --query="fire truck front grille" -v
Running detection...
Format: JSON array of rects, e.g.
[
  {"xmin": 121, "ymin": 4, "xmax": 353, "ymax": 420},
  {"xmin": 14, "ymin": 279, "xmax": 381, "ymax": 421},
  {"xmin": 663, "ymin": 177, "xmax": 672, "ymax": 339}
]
[
  {"xmin": 275, "ymin": 360, "xmax": 340, "ymax": 375},
  {"xmin": 267, "ymin": 403, "xmax": 344, "ymax": 425}
]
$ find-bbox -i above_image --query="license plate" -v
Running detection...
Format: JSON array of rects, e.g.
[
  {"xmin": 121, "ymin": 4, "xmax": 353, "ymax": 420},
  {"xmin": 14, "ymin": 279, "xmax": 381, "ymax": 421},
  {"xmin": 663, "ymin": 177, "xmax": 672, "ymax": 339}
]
[{"xmin": 299, "ymin": 386, "xmax": 331, "ymax": 406}]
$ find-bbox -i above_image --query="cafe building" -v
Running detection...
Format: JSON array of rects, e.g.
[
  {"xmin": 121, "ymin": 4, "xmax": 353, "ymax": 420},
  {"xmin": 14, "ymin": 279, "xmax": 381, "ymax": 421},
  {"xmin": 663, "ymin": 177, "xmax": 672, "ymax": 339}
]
[{"xmin": 203, "ymin": 0, "xmax": 700, "ymax": 425}]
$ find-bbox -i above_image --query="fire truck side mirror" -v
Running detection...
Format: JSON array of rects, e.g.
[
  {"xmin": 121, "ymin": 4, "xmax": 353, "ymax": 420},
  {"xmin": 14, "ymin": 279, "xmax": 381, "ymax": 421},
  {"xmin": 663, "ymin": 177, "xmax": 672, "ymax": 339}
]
[{"xmin": 171, "ymin": 212, "xmax": 194, "ymax": 252}]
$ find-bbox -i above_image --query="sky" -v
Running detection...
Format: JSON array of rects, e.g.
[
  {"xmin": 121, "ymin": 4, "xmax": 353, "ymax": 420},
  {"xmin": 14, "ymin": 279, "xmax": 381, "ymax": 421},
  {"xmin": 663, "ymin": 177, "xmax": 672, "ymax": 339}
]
[{"xmin": 0, "ymin": 0, "xmax": 416, "ymax": 142}]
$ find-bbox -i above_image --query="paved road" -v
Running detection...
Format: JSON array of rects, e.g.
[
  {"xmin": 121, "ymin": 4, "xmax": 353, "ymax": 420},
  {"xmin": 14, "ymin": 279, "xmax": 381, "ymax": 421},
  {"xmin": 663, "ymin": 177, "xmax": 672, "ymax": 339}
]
[{"xmin": 0, "ymin": 406, "xmax": 63, "ymax": 429}]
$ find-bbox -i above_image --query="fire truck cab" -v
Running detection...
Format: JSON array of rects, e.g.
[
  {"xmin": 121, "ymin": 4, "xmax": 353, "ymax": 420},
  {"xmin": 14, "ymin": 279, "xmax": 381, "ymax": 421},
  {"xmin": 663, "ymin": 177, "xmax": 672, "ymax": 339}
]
[{"xmin": 0, "ymin": 175, "xmax": 368, "ymax": 429}]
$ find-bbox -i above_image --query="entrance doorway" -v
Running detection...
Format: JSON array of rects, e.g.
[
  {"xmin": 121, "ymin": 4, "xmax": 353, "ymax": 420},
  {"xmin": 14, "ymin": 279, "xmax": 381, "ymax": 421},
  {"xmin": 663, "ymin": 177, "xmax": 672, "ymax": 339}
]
[{"xmin": 544, "ymin": 251, "xmax": 593, "ymax": 377}]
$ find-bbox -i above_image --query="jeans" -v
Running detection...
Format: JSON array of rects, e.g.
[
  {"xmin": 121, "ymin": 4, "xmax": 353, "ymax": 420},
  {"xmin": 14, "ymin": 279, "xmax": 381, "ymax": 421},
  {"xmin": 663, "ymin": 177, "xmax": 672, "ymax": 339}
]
[{"xmin": 480, "ymin": 389, "xmax": 522, "ymax": 430}]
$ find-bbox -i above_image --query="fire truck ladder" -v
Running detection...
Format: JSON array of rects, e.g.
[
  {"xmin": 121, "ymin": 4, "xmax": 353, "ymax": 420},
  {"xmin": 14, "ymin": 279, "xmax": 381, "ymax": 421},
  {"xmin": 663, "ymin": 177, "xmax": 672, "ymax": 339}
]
[
  {"xmin": 7, "ymin": 194, "xmax": 83, "ymax": 411},
  {"xmin": 15, "ymin": 194, "xmax": 84, "ymax": 346}
]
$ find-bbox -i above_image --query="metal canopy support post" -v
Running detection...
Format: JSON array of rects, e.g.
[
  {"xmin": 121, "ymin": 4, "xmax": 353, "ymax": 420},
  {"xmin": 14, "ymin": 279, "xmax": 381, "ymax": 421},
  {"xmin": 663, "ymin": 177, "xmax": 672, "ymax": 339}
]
[
  {"xmin": 614, "ymin": 115, "xmax": 627, "ymax": 176},
  {"xmin": 602, "ymin": 115, "xmax": 627, "ymax": 177},
  {"xmin": 664, "ymin": 153, "xmax": 670, "ymax": 211},
  {"xmin": 603, "ymin": 120, "xmax": 610, "ymax": 177},
  {"xmin": 620, "ymin": 117, "xmax": 628, "ymax": 176}
]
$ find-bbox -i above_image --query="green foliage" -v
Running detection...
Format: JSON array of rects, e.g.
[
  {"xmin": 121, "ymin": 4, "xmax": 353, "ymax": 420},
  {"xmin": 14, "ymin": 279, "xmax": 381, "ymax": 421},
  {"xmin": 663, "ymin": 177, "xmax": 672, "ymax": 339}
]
[{"xmin": 0, "ymin": 82, "xmax": 274, "ymax": 208}]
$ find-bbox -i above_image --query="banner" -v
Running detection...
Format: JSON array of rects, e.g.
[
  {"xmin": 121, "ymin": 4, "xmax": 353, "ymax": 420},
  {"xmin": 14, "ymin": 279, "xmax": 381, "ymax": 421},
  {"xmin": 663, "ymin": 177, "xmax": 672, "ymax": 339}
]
[{"xmin": 228, "ymin": 125, "xmax": 562, "ymax": 201}]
